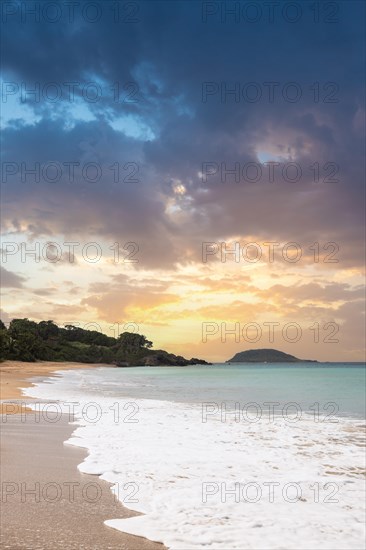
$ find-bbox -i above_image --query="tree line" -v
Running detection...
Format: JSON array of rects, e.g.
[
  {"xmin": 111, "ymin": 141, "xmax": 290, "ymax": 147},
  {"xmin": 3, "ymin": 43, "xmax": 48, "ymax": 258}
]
[
  {"xmin": 0, "ymin": 319, "xmax": 153, "ymax": 364},
  {"xmin": 0, "ymin": 319, "xmax": 209, "ymax": 366}
]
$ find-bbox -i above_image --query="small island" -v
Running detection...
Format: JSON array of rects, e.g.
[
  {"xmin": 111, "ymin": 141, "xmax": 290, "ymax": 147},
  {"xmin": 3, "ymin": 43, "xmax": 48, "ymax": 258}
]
[{"xmin": 227, "ymin": 348, "xmax": 317, "ymax": 363}]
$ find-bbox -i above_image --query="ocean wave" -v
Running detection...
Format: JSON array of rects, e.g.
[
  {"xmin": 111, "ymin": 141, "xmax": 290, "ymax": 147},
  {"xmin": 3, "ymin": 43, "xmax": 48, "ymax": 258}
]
[{"xmin": 23, "ymin": 369, "xmax": 366, "ymax": 550}]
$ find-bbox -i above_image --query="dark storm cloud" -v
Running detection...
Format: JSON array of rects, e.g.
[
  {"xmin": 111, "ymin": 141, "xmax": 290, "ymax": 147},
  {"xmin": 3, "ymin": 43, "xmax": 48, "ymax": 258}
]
[{"xmin": 1, "ymin": 0, "xmax": 365, "ymax": 269}]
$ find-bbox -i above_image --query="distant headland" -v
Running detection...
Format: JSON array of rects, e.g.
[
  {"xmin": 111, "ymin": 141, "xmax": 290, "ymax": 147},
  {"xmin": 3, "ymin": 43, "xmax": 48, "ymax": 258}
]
[
  {"xmin": 0, "ymin": 319, "xmax": 210, "ymax": 367},
  {"xmin": 227, "ymin": 348, "xmax": 317, "ymax": 363}
]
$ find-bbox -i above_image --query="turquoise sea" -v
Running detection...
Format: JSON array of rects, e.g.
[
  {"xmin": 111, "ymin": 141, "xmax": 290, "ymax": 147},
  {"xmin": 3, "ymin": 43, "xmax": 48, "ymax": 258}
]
[
  {"xmin": 24, "ymin": 362, "xmax": 366, "ymax": 549},
  {"xmin": 76, "ymin": 362, "xmax": 366, "ymax": 418}
]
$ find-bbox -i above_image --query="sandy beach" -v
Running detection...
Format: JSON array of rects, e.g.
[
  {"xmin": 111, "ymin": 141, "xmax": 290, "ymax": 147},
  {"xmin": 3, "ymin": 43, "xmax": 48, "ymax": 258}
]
[{"xmin": 0, "ymin": 360, "xmax": 167, "ymax": 550}]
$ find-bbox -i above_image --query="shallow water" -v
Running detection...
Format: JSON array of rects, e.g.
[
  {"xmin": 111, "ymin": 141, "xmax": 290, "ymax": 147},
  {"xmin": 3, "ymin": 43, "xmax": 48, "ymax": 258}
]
[{"xmin": 24, "ymin": 363, "xmax": 366, "ymax": 550}]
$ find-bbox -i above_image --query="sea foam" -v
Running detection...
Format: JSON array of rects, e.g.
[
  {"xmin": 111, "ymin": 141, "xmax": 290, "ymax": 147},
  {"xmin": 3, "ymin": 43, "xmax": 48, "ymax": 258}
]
[{"xmin": 23, "ymin": 369, "xmax": 365, "ymax": 550}]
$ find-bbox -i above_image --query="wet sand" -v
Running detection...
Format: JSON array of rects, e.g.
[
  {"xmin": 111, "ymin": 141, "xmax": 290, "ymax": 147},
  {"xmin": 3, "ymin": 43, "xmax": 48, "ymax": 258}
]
[{"xmin": 0, "ymin": 361, "xmax": 167, "ymax": 549}]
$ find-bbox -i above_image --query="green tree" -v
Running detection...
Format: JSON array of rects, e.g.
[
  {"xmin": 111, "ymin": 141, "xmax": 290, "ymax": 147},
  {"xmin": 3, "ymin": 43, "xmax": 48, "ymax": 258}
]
[
  {"xmin": 38, "ymin": 320, "xmax": 59, "ymax": 340},
  {"xmin": 0, "ymin": 328, "xmax": 10, "ymax": 360},
  {"xmin": 7, "ymin": 319, "xmax": 42, "ymax": 361},
  {"xmin": 117, "ymin": 332, "xmax": 153, "ymax": 354}
]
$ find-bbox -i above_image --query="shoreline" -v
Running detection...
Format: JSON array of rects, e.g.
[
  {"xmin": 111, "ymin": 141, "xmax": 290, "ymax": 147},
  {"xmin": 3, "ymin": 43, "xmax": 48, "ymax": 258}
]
[
  {"xmin": 0, "ymin": 360, "xmax": 111, "ymax": 414},
  {"xmin": 0, "ymin": 360, "xmax": 167, "ymax": 550},
  {"xmin": 0, "ymin": 414, "xmax": 166, "ymax": 550}
]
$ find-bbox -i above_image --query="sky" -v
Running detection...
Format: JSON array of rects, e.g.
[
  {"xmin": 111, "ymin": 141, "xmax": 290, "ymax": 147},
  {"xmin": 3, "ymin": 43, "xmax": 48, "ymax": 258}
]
[{"xmin": 1, "ymin": 0, "xmax": 365, "ymax": 362}]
